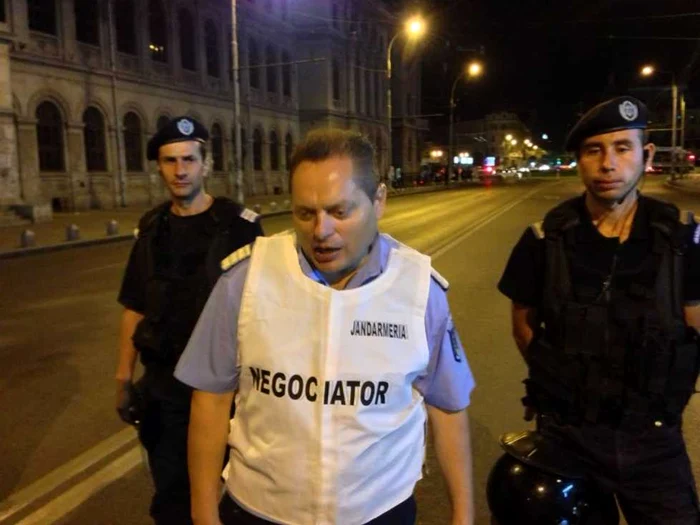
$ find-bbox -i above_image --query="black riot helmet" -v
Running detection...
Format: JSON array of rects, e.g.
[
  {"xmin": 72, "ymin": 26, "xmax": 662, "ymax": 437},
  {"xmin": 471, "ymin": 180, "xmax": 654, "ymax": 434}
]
[{"xmin": 487, "ymin": 431, "xmax": 619, "ymax": 525}]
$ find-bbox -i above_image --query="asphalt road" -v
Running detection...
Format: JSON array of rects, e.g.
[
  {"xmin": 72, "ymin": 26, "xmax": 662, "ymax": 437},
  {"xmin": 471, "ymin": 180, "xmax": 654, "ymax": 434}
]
[{"xmin": 1, "ymin": 178, "xmax": 698, "ymax": 525}]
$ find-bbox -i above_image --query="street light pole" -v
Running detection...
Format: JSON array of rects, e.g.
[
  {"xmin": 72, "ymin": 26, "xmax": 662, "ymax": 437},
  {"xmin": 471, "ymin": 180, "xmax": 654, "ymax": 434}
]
[
  {"xmin": 447, "ymin": 62, "xmax": 482, "ymax": 186},
  {"xmin": 671, "ymin": 75, "xmax": 678, "ymax": 180},
  {"xmin": 386, "ymin": 33, "xmax": 400, "ymax": 181},
  {"xmin": 447, "ymin": 75, "xmax": 461, "ymax": 187},
  {"xmin": 231, "ymin": 0, "xmax": 244, "ymax": 203}
]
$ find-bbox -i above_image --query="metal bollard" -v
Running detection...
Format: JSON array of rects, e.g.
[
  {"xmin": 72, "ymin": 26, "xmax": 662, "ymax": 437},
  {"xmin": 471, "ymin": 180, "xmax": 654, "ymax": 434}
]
[
  {"xmin": 269, "ymin": 201, "xmax": 278, "ymax": 211},
  {"xmin": 253, "ymin": 204, "xmax": 262, "ymax": 214},
  {"xmin": 20, "ymin": 229, "xmax": 36, "ymax": 248},
  {"xmin": 106, "ymin": 219, "xmax": 119, "ymax": 236},
  {"xmin": 65, "ymin": 224, "xmax": 80, "ymax": 241}
]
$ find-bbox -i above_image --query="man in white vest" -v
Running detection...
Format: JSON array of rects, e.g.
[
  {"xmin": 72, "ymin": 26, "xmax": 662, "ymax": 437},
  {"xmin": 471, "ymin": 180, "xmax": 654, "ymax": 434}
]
[{"xmin": 175, "ymin": 129, "xmax": 476, "ymax": 525}]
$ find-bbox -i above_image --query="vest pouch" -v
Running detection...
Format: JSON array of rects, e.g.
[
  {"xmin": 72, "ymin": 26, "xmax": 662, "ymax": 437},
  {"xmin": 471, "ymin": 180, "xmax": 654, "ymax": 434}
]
[
  {"xmin": 562, "ymin": 302, "xmax": 607, "ymax": 357},
  {"xmin": 527, "ymin": 337, "xmax": 577, "ymax": 406},
  {"xmin": 663, "ymin": 339, "xmax": 700, "ymax": 416}
]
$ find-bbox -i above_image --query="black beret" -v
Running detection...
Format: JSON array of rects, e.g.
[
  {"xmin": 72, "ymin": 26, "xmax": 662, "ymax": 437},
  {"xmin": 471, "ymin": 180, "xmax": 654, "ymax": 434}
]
[
  {"xmin": 565, "ymin": 96, "xmax": 648, "ymax": 151},
  {"xmin": 147, "ymin": 116, "xmax": 209, "ymax": 160}
]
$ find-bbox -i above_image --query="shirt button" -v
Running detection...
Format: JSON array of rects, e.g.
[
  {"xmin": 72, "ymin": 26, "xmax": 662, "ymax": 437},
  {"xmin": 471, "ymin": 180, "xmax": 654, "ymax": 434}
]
[{"xmin": 654, "ymin": 420, "xmax": 663, "ymax": 427}]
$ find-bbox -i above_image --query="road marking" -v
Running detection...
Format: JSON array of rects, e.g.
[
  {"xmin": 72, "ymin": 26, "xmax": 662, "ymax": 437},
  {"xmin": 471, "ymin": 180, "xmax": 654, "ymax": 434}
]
[
  {"xmin": 14, "ymin": 447, "xmax": 141, "ymax": 525},
  {"xmin": 80, "ymin": 262, "xmax": 125, "ymax": 274},
  {"xmin": 431, "ymin": 185, "xmax": 551, "ymax": 260},
  {"xmin": 0, "ymin": 427, "xmax": 137, "ymax": 522}
]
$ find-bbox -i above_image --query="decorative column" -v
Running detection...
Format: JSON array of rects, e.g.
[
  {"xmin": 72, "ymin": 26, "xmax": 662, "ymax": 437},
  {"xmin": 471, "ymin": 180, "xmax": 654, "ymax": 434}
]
[
  {"xmin": 0, "ymin": 38, "xmax": 21, "ymax": 206},
  {"xmin": 66, "ymin": 123, "xmax": 90, "ymax": 210}
]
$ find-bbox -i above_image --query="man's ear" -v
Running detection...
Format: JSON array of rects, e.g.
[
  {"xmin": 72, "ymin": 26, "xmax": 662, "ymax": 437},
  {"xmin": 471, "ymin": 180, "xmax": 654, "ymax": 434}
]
[
  {"xmin": 374, "ymin": 183, "xmax": 387, "ymax": 219},
  {"xmin": 643, "ymin": 142, "xmax": 656, "ymax": 170}
]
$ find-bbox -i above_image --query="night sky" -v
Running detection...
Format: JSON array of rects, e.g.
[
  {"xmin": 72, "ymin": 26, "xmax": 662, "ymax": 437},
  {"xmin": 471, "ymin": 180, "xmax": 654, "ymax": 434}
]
[{"xmin": 388, "ymin": 0, "xmax": 700, "ymax": 150}]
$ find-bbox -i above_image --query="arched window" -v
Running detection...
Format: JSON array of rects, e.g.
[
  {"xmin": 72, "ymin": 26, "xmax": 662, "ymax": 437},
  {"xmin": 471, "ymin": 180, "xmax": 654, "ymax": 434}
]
[
  {"xmin": 148, "ymin": 0, "xmax": 167, "ymax": 62},
  {"xmin": 179, "ymin": 9, "xmax": 196, "ymax": 71},
  {"xmin": 36, "ymin": 101, "xmax": 64, "ymax": 172},
  {"xmin": 115, "ymin": 0, "xmax": 136, "ymax": 54},
  {"xmin": 375, "ymin": 73, "xmax": 381, "ymax": 117},
  {"xmin": 75, "ymin": 0, "xmax": 100, "ymax": 45},
  {"xmin": 156, "ymin": 115, "xmax": 170, "ymax": 130},
  {"xmin": 266, "ymin": 45, "xmax": 277, "ymax": 94},
  {"xmin": 83, "ymin": 107, "xmax": 107, "ymax": 171},
  {"xmin": 281, "ymin": 51, "xmax": 291, "ymax": 97},
  {"xmin": 28, "ymin": 0, "xmax": 56, "ymax": 35},
  {"xmin": 211, "ymin": 123, "xmax": 224, "ymax": 171},
  {"xmin": 332, "ymin": 59, "xmax": 340, "ymax": 101},
  {"xmin": 253, "ymin": 129, "xmax": 262, "ymax": 171},
  {"xmin": 354, "ymin": 63, "xmax": 361, "ymax": 112},
  {"xmin": 205, "ymin": 20, "xmax": 219, "ymax": 77},
  {"xmin": 364, "ymin": 70, "xmax": 371, "ymax": 116},
  {"xmin": 240, "ymin": 127, "xmax": 247, "ymax": 166},
  {"xmin": 123, "ymin": 112, "xmax": 143, "ymax": 171},
  {"xmin": 269, "ymin": 131, "xmax": 279, "ymax": 170},
  {"xmin": 285, "ymin": 133, "xmax": 293, "ymax": 169},
  {"xmin": 249, "ymin": 39, "xmax": 260, "ymax": 89}
]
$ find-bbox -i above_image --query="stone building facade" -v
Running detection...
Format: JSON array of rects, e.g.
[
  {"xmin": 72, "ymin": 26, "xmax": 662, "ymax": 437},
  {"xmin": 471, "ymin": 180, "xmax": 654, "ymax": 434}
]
[{"xmin": 0, "ymin": 0, "xmax": 419, "ymax": 213}]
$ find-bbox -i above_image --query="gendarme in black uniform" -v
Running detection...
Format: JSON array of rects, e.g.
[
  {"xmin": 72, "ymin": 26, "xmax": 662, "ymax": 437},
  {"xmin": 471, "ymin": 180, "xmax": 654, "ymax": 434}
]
[
  {"xmin": 498, "ymin": 97, "xmax": 700, "ymax": 524},
  {"xmin": 116, "ymin": 116, "xmax": 263, "ymax": 525}
]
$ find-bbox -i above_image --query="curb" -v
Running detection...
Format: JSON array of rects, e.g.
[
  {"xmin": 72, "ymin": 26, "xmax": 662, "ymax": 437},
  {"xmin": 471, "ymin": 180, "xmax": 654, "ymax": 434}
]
[{"xmin": 0, "ymin": 182, "xmax": 484, "ymax": 260}]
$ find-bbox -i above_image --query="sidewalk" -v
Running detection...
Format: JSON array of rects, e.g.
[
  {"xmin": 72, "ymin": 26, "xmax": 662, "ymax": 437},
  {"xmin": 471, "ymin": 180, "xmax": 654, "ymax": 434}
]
[{"xmin": 0, "ymin": 183, "xmax": 461, "ymax": 258}]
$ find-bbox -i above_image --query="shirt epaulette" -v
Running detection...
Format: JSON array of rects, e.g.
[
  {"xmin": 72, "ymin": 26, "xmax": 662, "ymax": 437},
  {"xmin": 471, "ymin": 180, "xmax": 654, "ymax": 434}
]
[
  {"xmin": 240, "ymin": 208, "xmax": 259, "ymax": 223},
  {"xmin": 680, "ymin": 210, "xmax": 696, "ymax": 226},
  {"xmin": 530, "ymin": 221, "xmax": 545, "ymax": 240},
  {"xmin": 431, "ymin": 268, "xmax": 449, "ymax": 291},
  {"xmin": 221, "ymin": 243, "xmax": 253, "ymax": 271}
]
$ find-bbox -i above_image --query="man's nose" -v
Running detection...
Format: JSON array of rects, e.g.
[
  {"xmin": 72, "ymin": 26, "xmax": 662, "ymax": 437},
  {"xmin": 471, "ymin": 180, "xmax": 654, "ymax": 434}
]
[
  {"xmin": 175, "ymin": 159, "xmax": 187, "ymax": 176},
  {"xmin": 601, "ymin": 150, "xmax": 616, "ymax": 172},
  {"xmin": 313, "ymin": 213, "xmax": 334, "ymax": 240}
]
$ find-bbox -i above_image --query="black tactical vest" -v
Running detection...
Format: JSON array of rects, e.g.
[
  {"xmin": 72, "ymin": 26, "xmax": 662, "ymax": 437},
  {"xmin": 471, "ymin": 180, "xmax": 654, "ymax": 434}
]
[
  {"xmin": 525, "ymin": 196, "xmax": 699, "ymax": 425},
  {"xmin": 132, "ymin": 198, "xmax": 250, "ymax": 365}
]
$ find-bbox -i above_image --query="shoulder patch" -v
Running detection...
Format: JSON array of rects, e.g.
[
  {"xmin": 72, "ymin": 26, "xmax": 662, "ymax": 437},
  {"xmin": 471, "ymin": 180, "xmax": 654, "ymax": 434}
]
[
  {"xmin": 221, "ymin": 243, "xmax": 253, "ymax": 271},
  {"xmin": 693, "ymin": 223, "xmax": 700, "ymax": 246},
  {"xmin": 530, "ymin": 221, "xmax": 545, "ymax": 240},
  {"xmin": 240, "ymin": 208, "xmax": 259, "ymax": 223},
  {"xmin": 431, "ymin": 267, "xmax": 449, "ymax": 291}
]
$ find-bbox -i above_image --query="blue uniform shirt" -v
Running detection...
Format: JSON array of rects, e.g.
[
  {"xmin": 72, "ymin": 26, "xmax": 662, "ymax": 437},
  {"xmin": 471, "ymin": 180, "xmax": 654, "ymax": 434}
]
[{"xmin": 175, "ymin": 234, "xmax": 475, "ymax": 411}]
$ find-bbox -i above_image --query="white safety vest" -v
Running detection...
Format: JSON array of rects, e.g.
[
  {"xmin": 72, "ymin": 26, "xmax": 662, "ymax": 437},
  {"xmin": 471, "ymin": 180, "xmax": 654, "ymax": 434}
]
[{"xmin": 227, "ymin": 233, "xmax": 432, "ymax": 524}]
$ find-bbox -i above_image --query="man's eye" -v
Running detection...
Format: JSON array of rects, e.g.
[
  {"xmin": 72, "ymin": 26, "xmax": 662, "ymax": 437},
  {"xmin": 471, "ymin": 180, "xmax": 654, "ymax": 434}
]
[
  {"xmin": 333, "ymin": 209, "xmax": 348, "ymax": 218},
  {"xmin": 296, "ymin": 210, "xmax": 313, "ymax": 220}
]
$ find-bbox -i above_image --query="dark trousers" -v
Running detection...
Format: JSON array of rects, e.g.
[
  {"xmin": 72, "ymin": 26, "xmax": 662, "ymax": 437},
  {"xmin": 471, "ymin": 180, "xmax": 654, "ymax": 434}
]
[
  {"xmin": 219, "ymin": 493, "xmax": 416, "ymax": 525},
  {"xmin": 137, "ymin": 381, "xmax": 193, "ymax": 525},
  {"xmin": 539, "ymin": 413, "xmax": 700, "ymax": 525}
]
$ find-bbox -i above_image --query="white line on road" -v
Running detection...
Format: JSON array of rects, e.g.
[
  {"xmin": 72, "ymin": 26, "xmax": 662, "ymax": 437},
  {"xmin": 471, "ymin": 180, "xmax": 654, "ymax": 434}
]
[
  {"xmin": 431, "ymin": 184, "xmax": 550, "ymax": 260},
  {"xmin": 13, "ymin": 447, "xmax": 141, "ymax": 525},
  {"xmin": 0, "ymin": 427, "xmax": 137, "ymax": 522}
]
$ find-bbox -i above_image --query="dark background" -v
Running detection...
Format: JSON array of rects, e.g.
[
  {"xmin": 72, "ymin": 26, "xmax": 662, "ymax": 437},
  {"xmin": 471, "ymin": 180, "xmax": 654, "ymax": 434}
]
[{"xmin": 386, "ymin": 0, "xmax": 700, "ymax": 149}]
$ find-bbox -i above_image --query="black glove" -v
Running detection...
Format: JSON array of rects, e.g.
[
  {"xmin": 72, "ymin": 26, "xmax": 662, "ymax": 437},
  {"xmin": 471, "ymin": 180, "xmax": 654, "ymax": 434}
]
[{"xmin": 116, "ymin": 380, "xmax": 144, "ymax": 426}]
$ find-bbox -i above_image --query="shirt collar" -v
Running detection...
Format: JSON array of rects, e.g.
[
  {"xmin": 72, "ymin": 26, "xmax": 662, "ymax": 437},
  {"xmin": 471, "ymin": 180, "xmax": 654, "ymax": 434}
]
[{"xmin": 296, "ymin": 234, "xmax": 391, "ymax": 289}]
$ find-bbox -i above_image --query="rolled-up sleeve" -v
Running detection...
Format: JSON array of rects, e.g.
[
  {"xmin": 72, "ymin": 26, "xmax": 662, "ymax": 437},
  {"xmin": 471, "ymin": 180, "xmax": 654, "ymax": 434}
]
[
  {"xmin": 174, "ymin": 260, "xmax": 250, "ymax": 392},
  {"xmin": 413, "ymin": 279, "xmax": 475, "ymax": 411}
]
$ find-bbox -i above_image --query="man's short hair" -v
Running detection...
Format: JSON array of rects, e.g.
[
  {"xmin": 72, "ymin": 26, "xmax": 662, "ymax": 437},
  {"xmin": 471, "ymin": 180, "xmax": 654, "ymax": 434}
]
[{"xmin": 289, "ymin": 128, "xmax": 378, "ymax": 200}]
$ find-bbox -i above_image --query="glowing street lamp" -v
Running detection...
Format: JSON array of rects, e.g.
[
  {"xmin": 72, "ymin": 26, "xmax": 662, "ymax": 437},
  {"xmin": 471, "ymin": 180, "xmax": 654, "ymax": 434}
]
[
  {"xmin": 505, "ymin": 134, "xmax": 513, "ymax": 141},
  {"xmin": 387, "ymin": 15, "xmax": 426, "ymax": 174},
  {"xmin": 511, "ymin": 139, "xmax": 518, "ymax": 146},
  {"xmin": 641, "ymin": 65, "xmax": 655, "ymax": 77}
]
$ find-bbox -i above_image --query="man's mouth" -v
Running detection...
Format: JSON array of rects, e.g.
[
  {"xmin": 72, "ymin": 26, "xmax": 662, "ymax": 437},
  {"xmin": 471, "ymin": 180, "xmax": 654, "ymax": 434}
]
[{"xmin": 313, "ymin": 246, "xmax": 341, "ymax": 262}]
